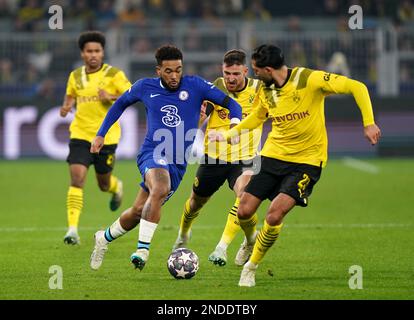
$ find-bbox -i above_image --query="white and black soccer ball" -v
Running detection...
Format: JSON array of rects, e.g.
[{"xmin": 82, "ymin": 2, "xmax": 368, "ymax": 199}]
[{"xmin": 167, "ymin": 248, "xmax": 199, "ymax": 279}]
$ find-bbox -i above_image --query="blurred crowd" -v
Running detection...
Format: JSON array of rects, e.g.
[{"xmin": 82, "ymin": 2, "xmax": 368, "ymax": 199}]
[
  {"xmin": 0, "ymin": 0, "xmax": 413, "ymax": 32},
  {"xmin": 1, "ymin": 0, "xmax": 414, "ymax": 99}
]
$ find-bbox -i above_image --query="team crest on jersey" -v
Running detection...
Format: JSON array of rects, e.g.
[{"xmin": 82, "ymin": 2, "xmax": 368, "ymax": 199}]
[
  {"xmin": 249, "ymin": 95, "xmax": 255, "ymax": 104},
  {"xmin": 179, "ymin": 90, "xmax": 189, "ymax": 101},
  {"xmin": 293, "ymin": 91, "xmax": 301, "ymax": 103}
]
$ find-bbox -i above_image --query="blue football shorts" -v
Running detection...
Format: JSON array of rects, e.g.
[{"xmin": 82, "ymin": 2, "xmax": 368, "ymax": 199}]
[{"xmin": 137, "ymin": 151, "xmax": 186, "ymax": 204}]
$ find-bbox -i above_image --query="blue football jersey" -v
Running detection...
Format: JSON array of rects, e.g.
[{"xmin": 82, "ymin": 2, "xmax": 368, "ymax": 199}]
[{"xmin": 97, "ymin": 75, "xmax": 242, "ymax": 166}]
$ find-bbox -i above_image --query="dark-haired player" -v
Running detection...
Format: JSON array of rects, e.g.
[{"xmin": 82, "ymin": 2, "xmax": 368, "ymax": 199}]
[
  {"xmin": 210, "ymin": 44, "xmax": 381, "ymax": 287},
  {"xmin": 172, "ymin": 49, "xmax": 264, "ymax": 267},
  {"xmin": 89, "ymin": 45, "xmax": 242, "ymax": 271},
  {"xmin": 60, "ymin": 31, "xmax": 131, "ymax": 245}
]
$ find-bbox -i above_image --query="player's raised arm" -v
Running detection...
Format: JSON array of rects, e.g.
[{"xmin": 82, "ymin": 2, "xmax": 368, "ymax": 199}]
[
  {"xmin": 310, "ymin": 71, "xmax": 381, "ymax": 145},
  {"xmin": 91, "ymin": 81, "xmax": 141, "ymax": 153}
]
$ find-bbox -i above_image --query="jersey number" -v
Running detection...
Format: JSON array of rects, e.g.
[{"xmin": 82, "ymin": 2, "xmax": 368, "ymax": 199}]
[{"xmin": 161, "ymin": 105, "xmax": 181, "ymax": 127}]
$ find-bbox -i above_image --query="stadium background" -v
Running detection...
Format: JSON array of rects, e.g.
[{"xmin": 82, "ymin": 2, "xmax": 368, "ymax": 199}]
[
  {"xmin": 1, "ymin": 0, "xmax": 414, "ymax": 159},
  {"xmin": 0, "ymin": 0, "xmax": 413, "ymax": 301}
]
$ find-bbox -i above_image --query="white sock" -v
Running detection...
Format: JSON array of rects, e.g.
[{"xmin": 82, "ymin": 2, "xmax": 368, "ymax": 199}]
[
  {"xmin": 245, "ymin": 261, "xmax": 258, "ymax": 269},
  {"xmin": 137, "ymin": 219, "xmax": 158, "ymax": 250},
  {"xmin": 104, "ymin": 218, "xmax": 127, "ymax": 243},
  {"xmin": 68, "ymin": 226, "xmax": 78, "ymax": 233},
  {"xmin": 217, "ymin": 241, "xmax": 228, "ymax": 251}
]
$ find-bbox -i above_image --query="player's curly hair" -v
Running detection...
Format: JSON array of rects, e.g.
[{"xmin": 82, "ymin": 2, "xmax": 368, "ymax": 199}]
[
  {"xmin": 155, "ymin": 45, "xmax": 183, "ymax": 65},
  {"xmin": 223, "ymin": 49, "xmax": 246, "ymax": 66},
  {"xmin": 78, "ymin": 31, "xmax": 106, "ymax": 50},
  {"xmin": 252, "ymin": 44, "xmax": 285, "ymax": 69}
]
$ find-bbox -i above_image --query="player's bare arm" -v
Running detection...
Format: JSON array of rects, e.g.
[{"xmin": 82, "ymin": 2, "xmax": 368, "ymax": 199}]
[{"xmin": 60, "ymin": 94, "xmax": 75, "ymax": 117}]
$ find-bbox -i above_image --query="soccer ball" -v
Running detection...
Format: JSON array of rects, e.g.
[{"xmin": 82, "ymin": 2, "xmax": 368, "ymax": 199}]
[{"xmin": 167, "ymin": 248, "xmax": 199, "ymax": 279}]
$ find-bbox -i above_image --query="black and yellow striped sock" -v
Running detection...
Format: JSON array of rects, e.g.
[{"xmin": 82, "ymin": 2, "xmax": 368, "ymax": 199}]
[
  {"xmin": 67, "ymin": 186, "xmax": 83, "ymax": 228},
  {"xmin": 219, "ymin": 198, "xmax": 241, "ymax": 246},
  {"xmin": 179, "ymin": 199, "xmax": 201, "ymax": 236},
  {"xmin": 238, "ymin": 212, "xmax": 258, "ymax": 244},
  {"xmin": 250, "ymin": 220, "xmax": 283, "ymax": 265}
]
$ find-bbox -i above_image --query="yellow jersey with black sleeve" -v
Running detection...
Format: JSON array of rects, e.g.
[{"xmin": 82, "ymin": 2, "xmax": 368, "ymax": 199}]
[
  {"xmin": 66, "ymin": 63, "xmax": 131, "ymax": 144},
  {"xmin": 225, "ymin": 67, "xmax": 376, "ymax": 167},
  {"xmin": 204, "ymin": 77, "xmax": 263, "ymax": 162}
]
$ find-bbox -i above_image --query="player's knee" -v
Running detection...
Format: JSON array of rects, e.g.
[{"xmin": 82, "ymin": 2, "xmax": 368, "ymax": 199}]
[
  {"xmin": 71, "ymin": 178, "xmax": 85, "ymax": 189},
  {"xmin": 267, "ymin": 206, "xmax": 289, "ymax": 225},
  {"xmin": 189, "ymin": 194, "xmax": 208, "ymax": 211},
  {"xmin": 237, "ymin": 203, "xmax": 253, "ymax": 220},
  {"xmin": 266, "ymin": 213, "xmax": 284, "ymax": 226},
  {"xmin": 150, "ymin": 185, "xmax": 170, "ymax": 200}
]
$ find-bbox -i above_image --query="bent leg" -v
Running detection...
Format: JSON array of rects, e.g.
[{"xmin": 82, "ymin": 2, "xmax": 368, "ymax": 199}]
[
  {"xmin": 179, "ymin": 191, "xmax": 210, "ymax": 237},
  {"xmin": 249, "ymin": 193, "xmax": 295, "ymax": 266},
  {"xmin": 103, "ymin": 187, "xmax": 149, "ymax": 243},
  {"xmin": 237, "ymin": 192, "xmax": 262, "ymax": 244},
  {"xmin": 119, "ymin": 188, "xmax": 148, "ymax": 230},
  {"xmin": 132, "ymin": 168, "xmax": 171, "ymax": 268},
  {"xmin": 173, "ymin": 191, "xmax": 210, "ymax": 250},
  {"xmin": 95, "ymin": 169, "xmax": 123, "ymax": 211},
  {"xmin": 218, "ymin": 173, "xmax": 253, "ymax": 246}
]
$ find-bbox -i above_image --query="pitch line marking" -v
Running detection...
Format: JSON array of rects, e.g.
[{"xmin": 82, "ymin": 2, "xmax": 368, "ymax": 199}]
[
  {"xmin": 342, "ymin": 157, "xmax": 380, "ymax": 174},
  {"xmin": 0, "ymin": 223, "xmax": 411, "ymax": 232}
]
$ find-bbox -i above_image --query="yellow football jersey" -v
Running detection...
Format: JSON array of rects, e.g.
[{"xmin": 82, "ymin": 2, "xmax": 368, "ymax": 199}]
[
  {"xmin": 66, "ymin": 63, "xmax": 131, "ymax": 144},
  {"xmin": 226, "ymin": 67, "xmax": 375, "ymax": 167},
  {"xmin": 204, "ymin": 77, "xmax": 263, "ymax": 162}
]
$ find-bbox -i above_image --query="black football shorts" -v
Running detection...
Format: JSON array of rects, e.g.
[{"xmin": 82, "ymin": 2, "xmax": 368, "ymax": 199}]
[
  {"xmin": 192, "ymin": 155, "xmax": 257, "ymax": 197},
  {"xmin": 245, "ymin": 156, "xmax": 322, "ymax": 207},
  {"xmin": 66, "ymin": 139, "xmax": 117, "ymax": 174}
]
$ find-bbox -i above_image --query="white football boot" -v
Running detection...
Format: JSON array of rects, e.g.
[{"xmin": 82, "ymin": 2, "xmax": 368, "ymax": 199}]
[
  {"xmin": 172, "ymin": 231, "xmax": 191, "ymax": 251},
  {"xmin": 238, "ymin": 261, "xmax": 258, "ymax": 287},
  {"xmin": 208, "ymin": 246, "xmax": 227, "ymax": 266},
  {"xmin": 130, "ymin": 249, "xmax": 149, "ymax": 270},
  {"xmin": 63, "ymin": 228, "xmax": 80, "ymax": 245},
  {"xmin": 90, "ymin": 231, "xmax": 108, "ymax": 270},
  {"xmin": 234, "ymin": 232, "xmax": 257, "ymax": 266}
]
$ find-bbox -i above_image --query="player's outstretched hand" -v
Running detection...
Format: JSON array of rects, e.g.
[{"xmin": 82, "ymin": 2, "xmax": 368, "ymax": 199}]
[
  {"xmin": 208, "ymin": 130, "xmax": 226, "ymax": 142},
  {"xmin": 91, "ymin": 136, "xmax": 104, "ymax": 153},
  {"xmin": 364, "ymin": 124, "xmax": 381, "ymax": 145}
]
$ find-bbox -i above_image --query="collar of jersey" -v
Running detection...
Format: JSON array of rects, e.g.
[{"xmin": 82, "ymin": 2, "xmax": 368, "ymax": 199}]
[{"xmin": 159, "ymin": 78, "xmax": 181, "ymax": 92}]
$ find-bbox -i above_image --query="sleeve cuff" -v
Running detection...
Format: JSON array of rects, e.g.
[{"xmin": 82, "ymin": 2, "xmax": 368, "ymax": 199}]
[{"xmin": 230, "ymin": 117, "xmax": 241, "ymax": 125}]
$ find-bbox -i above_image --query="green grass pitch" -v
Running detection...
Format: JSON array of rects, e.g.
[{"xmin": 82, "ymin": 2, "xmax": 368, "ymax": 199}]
[{"xmin": 0, "ymin": 158, "xmax": 413, "ymax": 300}]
